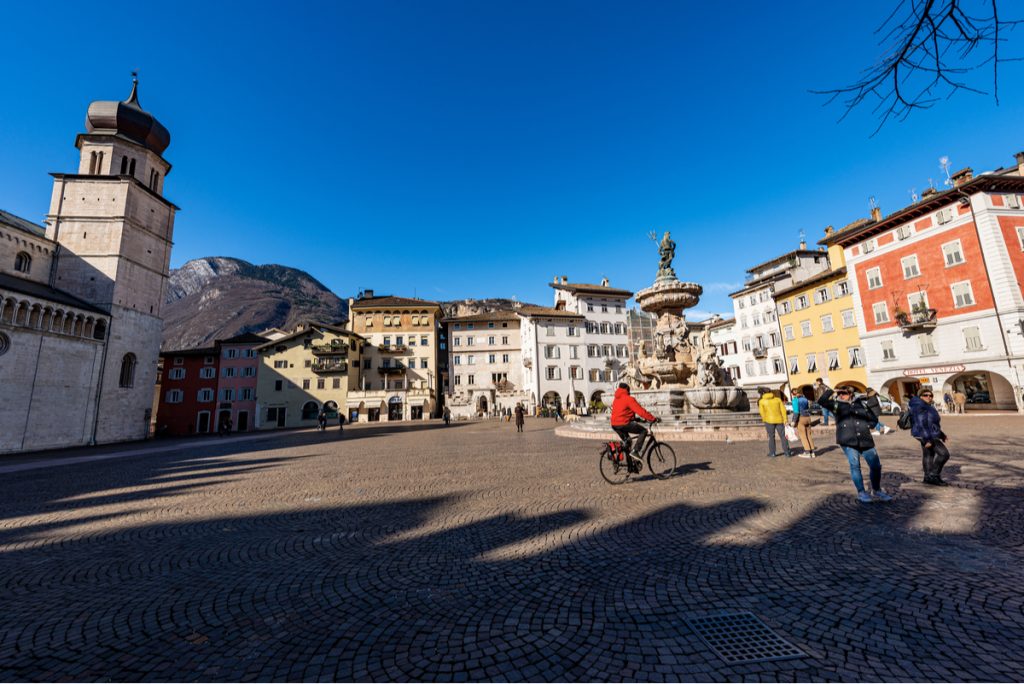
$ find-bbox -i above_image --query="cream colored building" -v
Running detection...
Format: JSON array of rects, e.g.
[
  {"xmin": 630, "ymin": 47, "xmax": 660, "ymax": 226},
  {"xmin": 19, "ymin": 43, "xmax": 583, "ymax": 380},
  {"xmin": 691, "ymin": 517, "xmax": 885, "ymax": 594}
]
[
  {"xmin": 254, "ymin": 323, "xmax": 363, "ymax": 429},
  {"xmin": 444, "ymin": 310, "xmax": 529, "ymax": 418},
  {"xmin": 0, "ymin": 79, "xmax": 176, "ymax": 453},
  {"xmin": 345, "ymin": 292, "xmax": 443, "ymax": 421}
]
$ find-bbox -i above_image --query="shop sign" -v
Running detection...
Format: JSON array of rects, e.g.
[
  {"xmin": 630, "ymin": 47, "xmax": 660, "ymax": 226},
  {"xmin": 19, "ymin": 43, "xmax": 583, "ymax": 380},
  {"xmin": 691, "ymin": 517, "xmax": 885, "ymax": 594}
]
[{"xmin": 903, "ymin": 364, "xmax": 965, "ymax": 377}]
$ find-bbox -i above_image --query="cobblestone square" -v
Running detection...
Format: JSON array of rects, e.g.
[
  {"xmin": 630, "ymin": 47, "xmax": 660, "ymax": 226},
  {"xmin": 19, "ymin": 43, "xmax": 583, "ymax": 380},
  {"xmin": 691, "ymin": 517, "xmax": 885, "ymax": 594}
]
[{"xmin": 1, "ymin": 416, "xmax": 1023, "ymax": 681}]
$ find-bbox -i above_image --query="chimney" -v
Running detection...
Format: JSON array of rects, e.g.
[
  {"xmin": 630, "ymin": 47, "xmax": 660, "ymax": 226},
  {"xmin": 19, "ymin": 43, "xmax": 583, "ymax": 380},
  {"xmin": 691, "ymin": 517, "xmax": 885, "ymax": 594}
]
[
  {"xmin": 561, "ymin": 275, "xmax": 568, "ymax": 284},
  {"xmin": 921, "ymin": 187, "xmax": 937, "ymax": 199},
  {"xmin": 870, "ymin": 206, "xmax": 882, "ymax": 222},
  {"xmin": 799, "ymin": 237, "xmax": 806, "ymax": 249},
  {"xmin": 1015, "ymin": 151, "xmax": 1024, "ymax": 176},
  {"xmin": 364, "ymin": 289, "xmax": 374, "ymax": 298},
  {"xmin": 601, "ymin": 277, "xmax": 609, "ymax": 286},
  {"xmin": 951, "ymin": 167, "xmax": 974, "ymax": 186},
  {"xmin": 553, "ymin": 275, "xmax": 559, "ymax": 284},
  {"xmin": 824, "ymin": 225, "xmax": 834, "ymax": 237}
]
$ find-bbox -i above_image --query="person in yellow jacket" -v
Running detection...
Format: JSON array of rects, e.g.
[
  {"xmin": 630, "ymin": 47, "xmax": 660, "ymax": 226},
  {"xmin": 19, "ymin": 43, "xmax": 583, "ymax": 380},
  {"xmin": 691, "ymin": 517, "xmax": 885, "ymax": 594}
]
[{"xmin": 758, "ymin": 388, "xmax": 791, "ymax": 458}]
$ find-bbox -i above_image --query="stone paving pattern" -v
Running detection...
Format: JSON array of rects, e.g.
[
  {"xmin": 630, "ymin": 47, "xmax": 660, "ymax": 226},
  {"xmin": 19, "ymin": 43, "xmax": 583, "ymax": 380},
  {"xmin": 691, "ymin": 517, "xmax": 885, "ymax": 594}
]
[{"xmin": 1, "ymin": 416, "xmax": 1023, "ymax": 681}]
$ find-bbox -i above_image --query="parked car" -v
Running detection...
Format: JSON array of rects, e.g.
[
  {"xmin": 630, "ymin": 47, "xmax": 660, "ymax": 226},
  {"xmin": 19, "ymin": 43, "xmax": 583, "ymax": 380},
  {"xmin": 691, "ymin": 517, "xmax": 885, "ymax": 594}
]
[
  {"xmin": 967, "ymin": 391, "xmax": 991, "ymax": 404},
  {"xmin": 877, "ymin": 396, "xmax": 902, "ymax": 415}
]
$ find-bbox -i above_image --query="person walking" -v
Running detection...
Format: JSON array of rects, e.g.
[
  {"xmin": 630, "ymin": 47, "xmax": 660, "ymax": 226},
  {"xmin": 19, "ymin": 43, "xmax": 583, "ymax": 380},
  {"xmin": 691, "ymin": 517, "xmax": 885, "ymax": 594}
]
[
  {"xmin": 864, "ymin": 388, "xmax": 894, "ymax": 435},
  {"xmin": 818, "ymin": 385, "xmax": 893, "ymax": 503},
  {"xmin": 757, "ymin": 388, "xmax": 791, "ymax": 458},
  {"xmin": 908, "ymin": 389, "xmax": 951, "ymax": 485},
  {"xmin": 317, "ymin": 410, "xmax": 327, "ymax": 432},
  {"xmin": 443, "ymin": 406, "xmax": 451, "ymax": 426},
  {"xmin": 338, "ymin": 412, "xmax": 345, "ymax": 435},
  {"xmin": 943, "ymin": 392, "xmax": 955, "ymax": 414},
  {"xmin": 553, "ymin": 405, "xmax": 563, "ymax": 422},
  {"xmin": 514, "ymin": 403, "xmax": 525, "ymax": 432},
  {"xmin": 814, "ymin": 378, "xmax": 832, "ymax": 426},
  {"xmin": 953, "ymin": 390, "xmax": 967, "ymax": 414},
  {"xmin": 795, "ymin": 386, "xmax": 817, "ymax": 458}
]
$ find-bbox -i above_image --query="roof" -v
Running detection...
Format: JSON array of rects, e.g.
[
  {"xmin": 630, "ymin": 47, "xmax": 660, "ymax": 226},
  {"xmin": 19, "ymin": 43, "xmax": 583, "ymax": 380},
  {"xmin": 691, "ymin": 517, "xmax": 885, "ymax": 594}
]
[
  {"xmin": 0, "ymin": 272, "xmax": 108, "ymax": 315},
  {"xmin": 515, "ymin": 305, "xmax": 585, "ymax": 319},
  {"xmin": 350, "ymin": 295, "xmax": 442, "ymax": 310},
  {"xmin": 254, "ymin": 323, "xmax": 363, "ymax": 350},
  {"xmin": 219, "ymin": 332, "xmax": 269, "ymax": 345},
  {"xmin": 442, "ymin": 309, "xmax": 520, "ymax": 324},
  {"xmin": 728, "ymin": 272, "xmax": 790, "ymax": 298},
  {"xmin": 772, "ymin": 267, "xmax": 848, "ymax": 299},
  {"xmin": 709, "ymin": 317, "xmax": 736, "ymax": 330},
  {"xmin": 821, "ymin": 174, "xmax": 1024, "ymax": 247},
  {"xmin": 160, "ymin": 346, "xmax": 218, "ymax": 357},
  {"xmin": 549, "ymin": 281, "xmax": 633, "ymax": 297},
  {"xmin": 0, "ymin": 209, "xmax": 46, "ymax": 238},
  {"xmin": 745, "ymin": 249, "xmax": 825, "ymax": 275}
]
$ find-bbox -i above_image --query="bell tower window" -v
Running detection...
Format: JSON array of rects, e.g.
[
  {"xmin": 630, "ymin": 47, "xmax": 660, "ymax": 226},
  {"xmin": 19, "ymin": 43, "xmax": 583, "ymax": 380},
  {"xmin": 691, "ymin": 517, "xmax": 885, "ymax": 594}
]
[
  {"xmin": 14, "ymin": 252, "xmax": 32, "ymax": 274},
  {"xmin": 128, "ymin": 158, "xmax": 136, "ymax": 176},
  {"xmin": 118, "ymin": 353, "xmax": 137, "ymax": 388},
  {"xmin": 89, "ymin": 151, "xmax": 98, "ymax": 174},
  {"xmin": 120, "ymin": 156, "xmax": 128, "ymax": 174}
]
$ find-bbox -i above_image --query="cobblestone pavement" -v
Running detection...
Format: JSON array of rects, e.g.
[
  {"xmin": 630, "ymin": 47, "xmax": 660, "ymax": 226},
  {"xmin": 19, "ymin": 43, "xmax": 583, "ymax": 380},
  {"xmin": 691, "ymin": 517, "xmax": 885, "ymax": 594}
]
[{"xmin": 2, "ymin": 416, "xmax": 1024, "ymax": 681}]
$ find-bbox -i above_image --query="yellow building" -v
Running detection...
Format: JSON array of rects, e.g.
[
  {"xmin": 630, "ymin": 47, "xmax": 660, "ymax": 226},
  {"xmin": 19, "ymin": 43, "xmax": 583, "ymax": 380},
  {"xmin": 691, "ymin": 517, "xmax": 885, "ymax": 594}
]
[
  {"xmin": 254, "ymin": 323, "xmax": 363, "ymax": 429},
  {"xmin": 774, "ymin": 236, "xmax": 868, "ymax": 396}
]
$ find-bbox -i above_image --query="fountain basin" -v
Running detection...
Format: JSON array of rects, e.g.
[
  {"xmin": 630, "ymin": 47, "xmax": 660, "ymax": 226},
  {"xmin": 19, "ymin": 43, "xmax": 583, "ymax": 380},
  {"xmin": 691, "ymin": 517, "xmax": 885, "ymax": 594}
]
[{"xmin": 682, "ymin": 386, "xmax": 745, "ymax": 411}]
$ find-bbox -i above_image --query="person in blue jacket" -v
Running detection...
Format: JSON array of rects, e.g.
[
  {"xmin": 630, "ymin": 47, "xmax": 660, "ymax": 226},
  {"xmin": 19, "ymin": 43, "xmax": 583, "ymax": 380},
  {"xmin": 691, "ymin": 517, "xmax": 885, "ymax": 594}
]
[{"xmin": 908, "ymin": 388, "xmax": 950, "ymax": 485}]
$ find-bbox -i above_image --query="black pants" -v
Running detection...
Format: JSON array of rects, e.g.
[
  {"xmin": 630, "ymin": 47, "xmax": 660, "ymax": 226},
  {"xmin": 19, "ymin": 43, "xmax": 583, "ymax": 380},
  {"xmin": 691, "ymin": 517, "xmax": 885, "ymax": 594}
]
[
  {"xmin": 613, "ymin": 421, "xmax": 648, "ymax": 455},
  {"xmin": 920, "ymin": 438, "xmax": 950, "ymax": 479}
]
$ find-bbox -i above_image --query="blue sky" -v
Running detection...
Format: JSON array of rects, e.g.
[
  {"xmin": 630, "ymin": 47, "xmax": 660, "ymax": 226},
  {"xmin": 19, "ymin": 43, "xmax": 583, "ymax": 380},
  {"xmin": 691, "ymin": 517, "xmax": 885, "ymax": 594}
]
[{"xmin": 2, "ymin": 1, "xmax": 1022, "ymax": 317}]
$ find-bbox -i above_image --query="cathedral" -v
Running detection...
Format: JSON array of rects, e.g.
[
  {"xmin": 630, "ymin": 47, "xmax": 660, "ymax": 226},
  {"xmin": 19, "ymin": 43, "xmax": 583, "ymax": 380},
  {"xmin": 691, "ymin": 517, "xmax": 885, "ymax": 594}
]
[{"xmin": 0, "ymin": 78, "xmax": 177, "ymax": 453}]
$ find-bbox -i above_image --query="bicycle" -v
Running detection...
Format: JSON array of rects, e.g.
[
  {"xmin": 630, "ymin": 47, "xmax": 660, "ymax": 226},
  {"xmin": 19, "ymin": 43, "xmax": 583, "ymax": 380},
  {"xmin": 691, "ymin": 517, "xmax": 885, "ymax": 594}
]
[{"xmin": 599, "ymin": 419, "xmax": 677, "ymax": 484}]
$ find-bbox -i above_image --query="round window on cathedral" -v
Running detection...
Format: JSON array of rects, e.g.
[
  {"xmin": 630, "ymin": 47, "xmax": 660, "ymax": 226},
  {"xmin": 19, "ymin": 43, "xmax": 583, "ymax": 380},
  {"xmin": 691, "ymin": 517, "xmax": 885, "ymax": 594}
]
[{"xmin": 0, "ymin": 332, "xmax": 9, "ymax": 356}]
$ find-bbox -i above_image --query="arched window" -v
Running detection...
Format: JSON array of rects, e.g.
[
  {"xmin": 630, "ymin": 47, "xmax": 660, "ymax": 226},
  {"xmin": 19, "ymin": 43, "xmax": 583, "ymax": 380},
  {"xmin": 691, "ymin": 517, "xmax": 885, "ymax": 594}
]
[
  {"xmin": 301, "ymin": 401, "xmax": 320, "ymax": 421},
  {"xmin": 119, "ymin": 353, "xmax": 137, "ymax": 388},
  {"xmin": 93, "ymin": 319, "xmax": 107, "ymax": 340},
  {"xmin": 14, "ymin": 252, "xmax": 31, "ymax": 274},
  {"xmin": 129, "ymin": 158, "xmax": 136, "ymax": 176},
  {"xmin": 89, "ymin": 151, "xmax": 98, "ymax": 174},
  {"xmin": 120, "ymin": 156, "xmax": 128, "ymax": 174}
]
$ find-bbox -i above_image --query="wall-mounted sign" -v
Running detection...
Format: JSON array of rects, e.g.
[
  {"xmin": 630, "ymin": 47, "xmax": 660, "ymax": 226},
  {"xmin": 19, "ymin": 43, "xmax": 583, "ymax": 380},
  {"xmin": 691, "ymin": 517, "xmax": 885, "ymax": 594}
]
[{"xmin": 903, "ymin": 365, "xmax": 965, "ymax": 377}]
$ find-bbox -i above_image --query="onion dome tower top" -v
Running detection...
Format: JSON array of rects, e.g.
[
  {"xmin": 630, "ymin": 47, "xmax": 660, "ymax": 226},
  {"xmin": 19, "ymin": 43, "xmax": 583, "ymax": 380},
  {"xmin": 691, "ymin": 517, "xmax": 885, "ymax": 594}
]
[{"xmin": 84, "ymin": 73, "xmax": 170, "ymax": 155}]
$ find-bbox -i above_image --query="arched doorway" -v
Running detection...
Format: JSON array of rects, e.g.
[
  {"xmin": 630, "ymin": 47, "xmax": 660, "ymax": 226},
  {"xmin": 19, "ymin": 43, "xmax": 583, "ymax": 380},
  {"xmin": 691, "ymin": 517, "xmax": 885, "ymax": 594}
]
[
  {"xmin": 301, "ymin": 401, "xmax": 319, "ymax": 421},
  {"xmin": 572, "ymin": 391, "xmax": 585, "ymax": 411},
  {"xmin": 945, "ymin": 370, "xmax": 1015, "ymax": 410},
  {"xmin": 388, "ymin": 396, "xmax": 403, "ymax": 421},
  {"xmin": 835, "ymin": 380, "xmax": 868, "ymax": 393},
  {"xmin": 882, "ymin": 377, "xmax": 921, "ymax": 406},
  {"xmin": 477, "ymin": 395, "xmax": 489, "ymax": 415},
  {"xmin": 323, "ymin": 400, "xmax": 339, "ymax": 419},
  {"xmin": 541, "ymin": 391, "xmax": 561, "ymax": 409}
]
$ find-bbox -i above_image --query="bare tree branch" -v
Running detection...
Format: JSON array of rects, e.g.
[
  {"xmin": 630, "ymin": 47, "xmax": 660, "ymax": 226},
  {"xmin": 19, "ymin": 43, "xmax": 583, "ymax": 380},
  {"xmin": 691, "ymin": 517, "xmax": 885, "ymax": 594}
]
[{"xmin": 813, "ymin": 0, "xmax": 1021, "ymax": 135}]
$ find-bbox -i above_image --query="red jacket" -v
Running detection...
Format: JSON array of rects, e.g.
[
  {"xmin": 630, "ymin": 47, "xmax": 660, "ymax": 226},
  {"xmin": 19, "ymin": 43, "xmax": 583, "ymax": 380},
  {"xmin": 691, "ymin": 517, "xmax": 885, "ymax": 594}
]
[{"xmin": 610, "ymin": 387, "xmax": 656, "ymax": 426}]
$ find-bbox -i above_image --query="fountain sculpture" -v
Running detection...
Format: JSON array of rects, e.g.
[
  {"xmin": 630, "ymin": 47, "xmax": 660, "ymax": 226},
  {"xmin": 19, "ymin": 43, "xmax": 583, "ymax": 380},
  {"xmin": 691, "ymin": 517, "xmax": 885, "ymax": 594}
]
[{"xmin": 621, "ymin": 232, "xmax": 745, "ymax": 414}]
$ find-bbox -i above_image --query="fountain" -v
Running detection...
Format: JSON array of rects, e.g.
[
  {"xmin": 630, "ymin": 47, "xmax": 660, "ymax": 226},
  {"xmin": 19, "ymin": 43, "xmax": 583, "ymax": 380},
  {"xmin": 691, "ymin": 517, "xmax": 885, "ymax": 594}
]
[{"xmin": 559, "ymin": 232, "xmax": 766, "ymax": 442}]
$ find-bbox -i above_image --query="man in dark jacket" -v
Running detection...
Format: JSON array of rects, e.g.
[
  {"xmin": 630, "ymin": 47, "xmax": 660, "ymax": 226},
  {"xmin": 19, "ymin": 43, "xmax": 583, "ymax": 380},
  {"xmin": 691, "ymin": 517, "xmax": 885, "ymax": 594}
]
[
  {"xmin": 908, "ymin": 389, "xmax": 950, "ymax": 485},
  {"xmin": 818, "ymin": 385, "xmax": 893, "ymax": 503},
  {"xmin": 610, "ymin": 383, "xmax": 657, "ymax": 458}
]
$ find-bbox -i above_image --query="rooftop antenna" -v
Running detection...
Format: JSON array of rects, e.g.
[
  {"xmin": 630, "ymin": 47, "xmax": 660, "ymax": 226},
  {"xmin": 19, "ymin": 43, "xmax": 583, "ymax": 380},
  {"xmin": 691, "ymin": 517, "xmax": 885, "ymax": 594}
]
[
  {"xmin": 927, "ymin": 177, "xmax": 936, "ymax": 190},
  {"xmin": 909, "ymin": 187, "xmax": 919, "ymax": 202},
  {"xmin": 939, "ymin": 156, "xmax": 953, "ymax": 187},
  {"xmin": 869, "ymin": 196, "xmax": 878, "ymax": 210}
]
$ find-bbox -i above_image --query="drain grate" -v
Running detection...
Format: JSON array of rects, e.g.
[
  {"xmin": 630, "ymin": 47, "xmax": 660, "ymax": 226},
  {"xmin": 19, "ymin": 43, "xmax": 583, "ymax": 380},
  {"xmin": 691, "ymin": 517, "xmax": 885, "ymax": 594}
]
[{"xmin": 686, "ymin": 611, "xmax": 805, "ymax": 664}]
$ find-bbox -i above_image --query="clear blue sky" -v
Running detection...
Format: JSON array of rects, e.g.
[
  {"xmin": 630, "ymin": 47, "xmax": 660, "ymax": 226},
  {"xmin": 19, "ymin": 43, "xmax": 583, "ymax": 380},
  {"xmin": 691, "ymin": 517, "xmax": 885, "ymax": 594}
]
[{"xmin": 2, "ymin": 1, "xmax": 1022, "ymax": 317}]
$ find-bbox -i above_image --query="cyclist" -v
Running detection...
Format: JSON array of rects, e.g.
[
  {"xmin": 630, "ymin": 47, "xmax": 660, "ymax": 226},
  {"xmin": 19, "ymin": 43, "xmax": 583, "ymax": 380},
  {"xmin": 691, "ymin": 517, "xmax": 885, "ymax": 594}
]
[{"xmin": 610, "ymin": 383, "xmax": 657, "ymax": 461}]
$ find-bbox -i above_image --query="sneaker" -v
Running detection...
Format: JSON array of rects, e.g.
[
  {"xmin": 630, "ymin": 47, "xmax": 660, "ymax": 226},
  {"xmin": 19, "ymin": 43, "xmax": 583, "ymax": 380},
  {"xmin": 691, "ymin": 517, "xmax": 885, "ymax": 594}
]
[
  {"xmin": 797, "ymin": 453, "xmax": 813, "ymax": 459},
  {"xmin": 873, "ymin": 490, "xmax": 893, "ymax": 502},
  {"xmin": 870, "ymin": 430, "xmax": 881, "ymax": 436},
  {"xmin": 857, "ymin": 491, "xmax": 873, "ymax": 504},
  {"xmin": 767, "ymin": 453, "xmax": 777, "ymax": 458},
  {"xmin": 808, "ymin": 452, "xmax": 817, "ymax": 459},
  {"xmin": 882, "ymin": 426, "xmax": 895, "ymax": 435}
]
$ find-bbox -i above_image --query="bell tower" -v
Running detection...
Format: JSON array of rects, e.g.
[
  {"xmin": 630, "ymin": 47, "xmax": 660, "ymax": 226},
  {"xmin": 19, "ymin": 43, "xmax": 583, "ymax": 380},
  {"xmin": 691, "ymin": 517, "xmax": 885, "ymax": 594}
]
[{"xmin": 45, "ymin": 75, "xmax": 178, "ymax": 443}]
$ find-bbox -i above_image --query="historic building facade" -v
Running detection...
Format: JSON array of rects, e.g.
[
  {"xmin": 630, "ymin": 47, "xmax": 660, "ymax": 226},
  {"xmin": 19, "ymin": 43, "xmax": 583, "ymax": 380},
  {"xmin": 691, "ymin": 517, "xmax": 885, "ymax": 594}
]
[
  {"xmin": 775, "ymin": 235, "xmax": 867, "ymax": 394},
  {"xmin": 155, "ymin": 346, "xmax": 220, "ymax": 435},
  {"xmin": 444, "ymin": 310, "xmax": 529, "ymax": 418},
  {"xmin": 824, "ymin": 164, "xmax": 1024, "ymax": 410},
  {"xmin": 0, "ymin": 79, "xmax": 176, "ymax": 453},
  {"xmin": 216, "ymin": 332, "xmax": 266, "ymax": 432},
  {"xmin": 550, "ymin": 276, "xmax": 633, "ymax": 407},
  {"xmin": 346, "ymin": 292, "xmax": 443, "ymax": 421},
  {"xmin": 254, "ymin": 324, "xmax": 363, "ymax": 429},
  {"xmin": 518, "ymin": 304, "xmax": 585, "ymax": 412}
]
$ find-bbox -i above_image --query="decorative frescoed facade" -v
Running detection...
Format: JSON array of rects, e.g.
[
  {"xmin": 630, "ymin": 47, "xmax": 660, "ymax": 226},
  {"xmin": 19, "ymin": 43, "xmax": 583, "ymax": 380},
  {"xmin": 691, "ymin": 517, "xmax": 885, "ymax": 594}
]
[
  {"xmin": 443, "ymin": 310, "xmax": 529, "ymax": 418},
  {"xmin": 0, "ymin": 78, "xmax": 176, "ymax": 453}
]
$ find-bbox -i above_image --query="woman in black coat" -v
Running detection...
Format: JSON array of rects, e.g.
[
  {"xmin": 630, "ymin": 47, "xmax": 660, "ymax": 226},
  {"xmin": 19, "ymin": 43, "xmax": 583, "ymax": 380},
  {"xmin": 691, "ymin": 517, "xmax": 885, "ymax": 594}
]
[{"xmin": 818, "ymin": 385, "xmax": 893, "ymax": 504}]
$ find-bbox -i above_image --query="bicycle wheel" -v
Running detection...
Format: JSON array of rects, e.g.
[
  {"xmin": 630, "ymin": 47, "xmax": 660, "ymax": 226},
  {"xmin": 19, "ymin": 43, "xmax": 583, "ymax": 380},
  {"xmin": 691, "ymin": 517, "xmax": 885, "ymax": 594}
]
[
  {"xmin": 599, "ymin": 446, "xmax": 631, "ymax": 485},
  {"xmin": 647, "ymin": 442, "xmax": 677, "ymax": 479}
]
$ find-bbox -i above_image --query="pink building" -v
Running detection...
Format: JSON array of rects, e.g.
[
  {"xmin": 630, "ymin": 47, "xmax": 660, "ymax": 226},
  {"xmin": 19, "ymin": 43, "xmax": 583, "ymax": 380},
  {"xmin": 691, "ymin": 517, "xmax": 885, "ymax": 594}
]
[{"xmin": 216, "ymin": 332, "xmax": 267, "ymax": 432}]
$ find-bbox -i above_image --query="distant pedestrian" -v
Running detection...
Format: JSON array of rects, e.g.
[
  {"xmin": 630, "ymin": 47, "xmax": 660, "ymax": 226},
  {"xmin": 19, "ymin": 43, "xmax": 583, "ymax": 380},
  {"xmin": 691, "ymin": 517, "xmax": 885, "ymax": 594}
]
[
  {"xmin": 514, "ymin": 403, "xmax": 525, "ymax": 432},
  {"xmin": 909, "ymin": 389, "xmax": 951, "ymax": 486},
  {"xmin": 943, "ymin": 392, "xmax": 954, "ymax": 414},
  {"xmin": 757, "ymin": 388, "xmax": 790, "ymax": 458},
  {"xmin": 814, "ymin": 378, "xmax": 832, "ymax": 426},
  {"xmin": 317, "ymin": 411, "xmax": 327, "ymax": 431},
  {"xmin": 443, "ymin": 406, "xmax": 451, "ymax": 426},
  {"xmin": 818, "ymin": 385, "xmax": 892, "ymax": 503},
  {"xmin": 218, "ymin": 415, "xmax": 232, "ymax": 437},
  {"xmin": 795, "ymin": 386, "xmax": 817, "ymax": 458},
  {"xmin": 865, "ymin": 388, "xmax": 894, "ymax": 435},
  {"xmin": 953, "ymin": 390, "xmax": 967, "ymax": 414},
  {"xmin": 338, "ymin": 413, "xmax": 345, "ymax": 434},
  {"xmin": 553, "ymin": 406, "xmax": 563, "ymax": 422}
]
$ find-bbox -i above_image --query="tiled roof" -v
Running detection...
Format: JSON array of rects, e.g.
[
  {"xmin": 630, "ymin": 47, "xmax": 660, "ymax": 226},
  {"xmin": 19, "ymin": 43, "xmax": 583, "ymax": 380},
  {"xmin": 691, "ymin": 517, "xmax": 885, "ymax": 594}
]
[
  {"xmin": 516, "ymin": 305, "xmax": 585, "ymax": 319},
  {"xmin": 549, "ymin": 282, "xmax": 633, "ymax": 297},
  {"xmin": 745, "ymin": 249, "xmax": 824, "ymax": 275},
  {"xmin": 442, "ymin": 309, "xmax": 520, "ymax": 324},
  {"xmin": 772, "ymin": 267, "xmax": 847, "ymax": 299},
  {"xmin": 219, "ymin": 332, "xmax": 269, "ymax": 345},
  {"xmin": 253, "ymin": 322, "xmax": 362, "ymax": 350},
  {"xmin": 160, "ymin": 346, "xmax": 218, "ymax": 357},
  {"xmin": 0, "ymin": 209, "xmax": 46, "ymax": 238},
  {"xmin": 0, "ymin": 272, "xmax": 107, "ymax": 315},
  {"xmin": 350, "ymin": 295, "xmax": 441, "ymax": 309}
]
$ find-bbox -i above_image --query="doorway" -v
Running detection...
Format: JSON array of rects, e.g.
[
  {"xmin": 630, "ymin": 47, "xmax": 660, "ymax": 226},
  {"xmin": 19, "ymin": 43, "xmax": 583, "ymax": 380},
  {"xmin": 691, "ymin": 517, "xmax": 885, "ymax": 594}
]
[
  {"xmin": 236, "ymin": 411, "xmax": 249, "ymax": 431},
  {"xmin": 388, "ymin": 397, "xmax": 403, "ymax": 421},
  {"xmin": 196, "ymin": 411, "xmax": 211, "ymax": 433}
]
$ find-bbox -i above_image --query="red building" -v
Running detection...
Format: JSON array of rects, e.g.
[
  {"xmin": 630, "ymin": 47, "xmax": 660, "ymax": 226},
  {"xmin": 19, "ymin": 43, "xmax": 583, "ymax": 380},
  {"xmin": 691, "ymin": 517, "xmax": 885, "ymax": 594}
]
[{"xmin": 155, "ymin": 346, "xmax": 221, "ymax": 436}]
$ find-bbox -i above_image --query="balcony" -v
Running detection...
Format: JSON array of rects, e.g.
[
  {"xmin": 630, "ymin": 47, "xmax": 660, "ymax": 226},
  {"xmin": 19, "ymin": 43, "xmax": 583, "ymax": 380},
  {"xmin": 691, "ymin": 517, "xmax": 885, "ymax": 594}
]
[
  {"xmin": 379, "ymin": 344, "xmax": 408, "ymax": 353},
  {"xmin": 378, "ymin": 365, "xmax": 407, "ymax": 375},
  {"xmin": 311, "ymin": 341, "xmax": 350, "ymax": 356},
  {"xmin": 752, "ymin": 347, "xmax": 767, "ymax": 359},
  {"xmin": 312, "ymin": 360, "xmax": 348, "ymax": 374},
  {"xmin": 896, "ymin": 308, "xmax": 938, "ymax": 333}
]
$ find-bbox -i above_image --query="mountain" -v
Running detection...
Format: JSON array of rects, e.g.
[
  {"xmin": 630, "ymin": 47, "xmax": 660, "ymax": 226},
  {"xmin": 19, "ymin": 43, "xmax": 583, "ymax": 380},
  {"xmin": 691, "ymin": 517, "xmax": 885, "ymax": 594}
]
[{"xmin": 161, "ymin": 257, "xmax": 348, "ymax": 350}]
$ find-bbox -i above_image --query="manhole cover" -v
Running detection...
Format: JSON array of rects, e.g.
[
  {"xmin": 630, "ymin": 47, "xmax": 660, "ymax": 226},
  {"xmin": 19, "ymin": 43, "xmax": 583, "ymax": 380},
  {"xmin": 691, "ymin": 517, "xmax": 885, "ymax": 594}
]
[{"xmin": 686, "ymin": 611, "xmax": 805, "ymax": 664}]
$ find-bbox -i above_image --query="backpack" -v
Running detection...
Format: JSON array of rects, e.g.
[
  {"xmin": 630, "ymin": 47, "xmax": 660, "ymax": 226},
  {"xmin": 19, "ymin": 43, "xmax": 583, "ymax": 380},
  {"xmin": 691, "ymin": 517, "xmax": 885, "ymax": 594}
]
[{"xmin": 897, "ymin": 409, "xmax": 913, "ymax": 431}]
